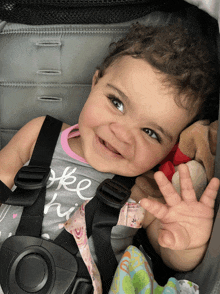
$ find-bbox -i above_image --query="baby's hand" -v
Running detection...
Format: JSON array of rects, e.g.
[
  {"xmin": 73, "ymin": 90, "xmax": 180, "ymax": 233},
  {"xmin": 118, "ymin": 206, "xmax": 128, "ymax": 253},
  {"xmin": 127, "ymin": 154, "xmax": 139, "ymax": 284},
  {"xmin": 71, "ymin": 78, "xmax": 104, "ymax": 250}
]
[{"xmin": 140, "ymin": 164, "xmax": 220, "ymax": 251}]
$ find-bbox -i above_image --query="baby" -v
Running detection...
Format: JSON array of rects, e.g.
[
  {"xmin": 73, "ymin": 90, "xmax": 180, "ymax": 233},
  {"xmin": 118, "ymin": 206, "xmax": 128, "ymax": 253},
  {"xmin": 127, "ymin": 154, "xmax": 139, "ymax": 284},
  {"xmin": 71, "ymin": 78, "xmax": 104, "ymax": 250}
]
[{"xmin": 0, "ymin": 22, "xmax": 219, "ymax": 292}]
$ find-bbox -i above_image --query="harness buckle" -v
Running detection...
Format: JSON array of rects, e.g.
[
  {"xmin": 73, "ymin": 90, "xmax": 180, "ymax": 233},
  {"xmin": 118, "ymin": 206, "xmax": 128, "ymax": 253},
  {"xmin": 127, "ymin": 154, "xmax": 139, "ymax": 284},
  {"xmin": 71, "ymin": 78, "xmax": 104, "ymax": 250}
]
[
  {"xmin": 96, "ymin": 179, "xmax": 131, "ymax": 209},
  {"xmin": 14, "ymin": 166, "xmax": 50, "ymax": 190}
]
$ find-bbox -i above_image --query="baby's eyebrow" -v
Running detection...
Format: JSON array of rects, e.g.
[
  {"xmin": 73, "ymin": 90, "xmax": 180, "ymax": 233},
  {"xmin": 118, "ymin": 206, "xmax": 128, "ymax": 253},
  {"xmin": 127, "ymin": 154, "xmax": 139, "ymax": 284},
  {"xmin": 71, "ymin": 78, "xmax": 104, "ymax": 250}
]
[
  {"xmin": 106, "ymin": 83, "xmax": 130, "ymax": 104},
  {"xmin": 154, "ymin": 123, "xmax": 174, "ymax": 142}
]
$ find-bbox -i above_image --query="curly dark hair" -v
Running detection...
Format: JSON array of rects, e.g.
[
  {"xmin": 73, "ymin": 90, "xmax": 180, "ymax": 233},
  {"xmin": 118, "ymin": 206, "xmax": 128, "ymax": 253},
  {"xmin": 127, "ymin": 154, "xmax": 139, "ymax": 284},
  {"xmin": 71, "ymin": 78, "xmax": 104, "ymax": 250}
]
[{"xmin": 97, "ymin": 22, "xmax": 219, "ymax": 123}]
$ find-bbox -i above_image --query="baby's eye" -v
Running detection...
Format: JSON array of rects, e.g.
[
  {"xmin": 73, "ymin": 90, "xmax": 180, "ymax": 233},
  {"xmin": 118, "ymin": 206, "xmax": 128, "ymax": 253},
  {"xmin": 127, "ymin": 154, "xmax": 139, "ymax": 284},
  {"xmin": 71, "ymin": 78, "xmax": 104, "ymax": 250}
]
[
  {"xmin": 143, "ymin": 128, "xmax": 161, "ymax": 142},
  {"xmin": 107, "ymin": 95, "xmax": 124, "ymax": 113}
]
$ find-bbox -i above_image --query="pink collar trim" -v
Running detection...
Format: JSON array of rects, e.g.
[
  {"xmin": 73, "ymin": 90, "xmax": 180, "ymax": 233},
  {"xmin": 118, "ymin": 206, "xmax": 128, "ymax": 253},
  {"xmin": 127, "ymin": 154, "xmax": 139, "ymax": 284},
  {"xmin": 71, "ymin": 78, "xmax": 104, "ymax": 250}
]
[{"xmin": 61, "ymin": 124, "xmax": 88, "ymax": 164}]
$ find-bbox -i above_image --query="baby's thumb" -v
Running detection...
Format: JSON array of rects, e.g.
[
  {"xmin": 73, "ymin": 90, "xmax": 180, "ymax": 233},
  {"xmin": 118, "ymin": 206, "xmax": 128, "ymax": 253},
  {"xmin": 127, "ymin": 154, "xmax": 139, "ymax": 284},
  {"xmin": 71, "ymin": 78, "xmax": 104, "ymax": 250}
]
[{"xmin": 158, "ymin": 224, "xmax": 190, "ymax": 250}]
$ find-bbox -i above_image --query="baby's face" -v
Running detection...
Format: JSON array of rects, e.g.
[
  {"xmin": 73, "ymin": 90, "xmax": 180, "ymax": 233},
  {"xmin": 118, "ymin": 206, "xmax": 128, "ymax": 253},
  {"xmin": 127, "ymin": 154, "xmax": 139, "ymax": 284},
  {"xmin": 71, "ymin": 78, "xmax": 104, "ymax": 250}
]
[{"xmin": 77, "ymin": 56, "xmax": 193, "ymax": 176}]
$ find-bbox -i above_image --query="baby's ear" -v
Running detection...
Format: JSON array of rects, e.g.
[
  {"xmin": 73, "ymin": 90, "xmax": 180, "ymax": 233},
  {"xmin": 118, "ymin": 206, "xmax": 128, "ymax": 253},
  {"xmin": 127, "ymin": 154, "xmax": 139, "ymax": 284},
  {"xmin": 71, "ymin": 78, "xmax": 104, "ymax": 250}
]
[{"xmin": 91, "ymin": 69, "xmax": 100, "ymax": 88}]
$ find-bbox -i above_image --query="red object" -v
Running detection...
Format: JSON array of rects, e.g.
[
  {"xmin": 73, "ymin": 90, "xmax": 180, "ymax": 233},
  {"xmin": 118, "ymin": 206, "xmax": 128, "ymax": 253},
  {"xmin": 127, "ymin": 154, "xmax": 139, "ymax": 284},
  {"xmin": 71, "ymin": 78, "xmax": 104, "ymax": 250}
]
[{"xmin": 159, "ymin": 144, "xmax": 191, "ymax": 181}]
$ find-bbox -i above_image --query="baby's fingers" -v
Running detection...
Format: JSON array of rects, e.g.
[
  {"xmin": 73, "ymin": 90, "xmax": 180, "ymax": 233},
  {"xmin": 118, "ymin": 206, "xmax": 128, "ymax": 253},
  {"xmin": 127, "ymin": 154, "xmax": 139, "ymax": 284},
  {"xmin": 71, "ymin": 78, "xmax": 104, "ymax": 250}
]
[
  {"xmin": 154, "ymin": 171, "xmax": 181, "ymax": 206},
  {"xmin": 200, "ymin": 177, "xmax": 220, "ymax": 208},
  {"xmin": 140, "ymin": 198, "xmax": 168, "ymax": 220},
  {"xmin": 178, "ymin": 164, "xmax": 197, "ymax": 203}
]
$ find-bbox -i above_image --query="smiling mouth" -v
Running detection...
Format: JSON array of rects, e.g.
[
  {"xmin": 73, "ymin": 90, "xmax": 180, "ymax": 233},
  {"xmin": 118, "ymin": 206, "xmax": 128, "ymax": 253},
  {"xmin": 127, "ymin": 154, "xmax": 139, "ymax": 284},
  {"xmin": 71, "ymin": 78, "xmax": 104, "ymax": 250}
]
[{"xmin": 99, "ymin": 138, "xmax": 121, "ymax": 155}]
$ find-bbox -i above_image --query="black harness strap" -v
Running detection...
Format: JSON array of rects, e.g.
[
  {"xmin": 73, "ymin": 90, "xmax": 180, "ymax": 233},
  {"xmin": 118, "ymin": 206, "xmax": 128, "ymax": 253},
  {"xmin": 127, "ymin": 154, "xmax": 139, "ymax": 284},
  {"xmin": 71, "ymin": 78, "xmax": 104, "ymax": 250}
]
[
  {"xmin": 0, "ymin": 115, "xmax": 137, "ymax": 294},
  {"xmin": 15, "ymin": 187, "xmax": 46, "ymax": 237},
  {"xmin": 54, "ymin": 175, "xmax": 137, "ymax": 293},
  {"xmin": 85, "ymin": 176, "xmax": 136, "ymax": 293},
  {"xmin": 28, "ymin": 116, "xmax": 62, "ymax": 168},
  {"xmin": 53, "ymin": 229, "xmax": 93, "ymax": 292},
  {"xmin": 0, "ymin": 115, "xmax": 62, "ymax": 207},
  {"xmin": 15, "ymin": 114, "xmax": 93, "ymax": 293},
  {"xmin": 0, "ymin": 116, "xmax": 93, "ymax": 294},
  {"xmin": 15, "ymin": 116, "xmax": 62, "ymax": 236}
]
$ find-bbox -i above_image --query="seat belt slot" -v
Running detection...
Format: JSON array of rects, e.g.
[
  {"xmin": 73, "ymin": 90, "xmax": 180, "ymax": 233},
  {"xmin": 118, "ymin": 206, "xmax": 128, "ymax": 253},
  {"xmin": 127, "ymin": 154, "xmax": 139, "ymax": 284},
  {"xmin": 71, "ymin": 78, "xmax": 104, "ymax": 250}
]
[
  {"xmin": 14, "ymin": 166, "xmax": 50, "ymax": 190},
  {"xmin": 96, "ymin": 178, "xmax": 131, "ymax": 209}
]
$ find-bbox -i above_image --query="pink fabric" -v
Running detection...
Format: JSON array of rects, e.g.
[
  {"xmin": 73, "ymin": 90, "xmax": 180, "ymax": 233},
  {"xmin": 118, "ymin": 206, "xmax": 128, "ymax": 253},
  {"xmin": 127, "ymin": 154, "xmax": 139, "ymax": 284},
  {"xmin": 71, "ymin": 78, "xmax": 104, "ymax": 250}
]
[
  {"xmin": 61, "ymin": 124, "xmax": 88, "ymax": 164},
  {"xmin": 65, "ymin": 201, "xmax": 145, "ymax": 294},
  {"xmin": 61, "ymin": 124, "xmax": 145, "ymax": 293}
]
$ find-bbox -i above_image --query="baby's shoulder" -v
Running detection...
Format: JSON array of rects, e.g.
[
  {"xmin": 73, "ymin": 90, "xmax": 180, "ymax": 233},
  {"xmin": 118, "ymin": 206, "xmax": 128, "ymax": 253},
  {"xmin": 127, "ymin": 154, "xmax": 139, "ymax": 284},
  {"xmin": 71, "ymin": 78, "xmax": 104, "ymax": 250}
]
[
  {"xmin": 23, "ymin": 116, "xmax": 69, "ymax": 135},
  {"xmin": 61, "ymin": 121, "xmax": 71, "ymax": 132},
  {"xmin": 19, "ymin": 117, "xmax": 71, "ymax": 158}
]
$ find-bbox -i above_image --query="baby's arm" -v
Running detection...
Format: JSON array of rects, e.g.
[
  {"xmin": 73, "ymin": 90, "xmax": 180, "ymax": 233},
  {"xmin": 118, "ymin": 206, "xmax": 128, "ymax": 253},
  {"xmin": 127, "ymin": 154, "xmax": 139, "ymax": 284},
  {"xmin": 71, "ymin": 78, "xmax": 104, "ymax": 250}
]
[
  {"xmin": 138, "ymin": 164, "xmax": 219, "ymax": 272},
  {"xmin": 0, "ymin": 116, "xmax": 48, "ymax": 190}
]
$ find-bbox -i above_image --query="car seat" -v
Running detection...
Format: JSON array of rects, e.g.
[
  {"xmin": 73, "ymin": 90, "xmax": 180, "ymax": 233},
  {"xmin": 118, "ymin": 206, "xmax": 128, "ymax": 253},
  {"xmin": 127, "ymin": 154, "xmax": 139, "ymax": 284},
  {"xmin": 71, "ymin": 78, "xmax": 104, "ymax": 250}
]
[{"xmin": 0, "ymin": 1, "xmax": 219, "ymax": 294}]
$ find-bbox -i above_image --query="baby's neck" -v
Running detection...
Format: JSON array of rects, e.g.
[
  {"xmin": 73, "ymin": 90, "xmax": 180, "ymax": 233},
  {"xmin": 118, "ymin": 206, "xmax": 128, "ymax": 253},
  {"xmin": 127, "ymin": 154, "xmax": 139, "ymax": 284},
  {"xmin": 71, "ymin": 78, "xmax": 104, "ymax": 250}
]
[{"xmin": 68, "ymin": 136, "xmax": 85, "ymax": 159}]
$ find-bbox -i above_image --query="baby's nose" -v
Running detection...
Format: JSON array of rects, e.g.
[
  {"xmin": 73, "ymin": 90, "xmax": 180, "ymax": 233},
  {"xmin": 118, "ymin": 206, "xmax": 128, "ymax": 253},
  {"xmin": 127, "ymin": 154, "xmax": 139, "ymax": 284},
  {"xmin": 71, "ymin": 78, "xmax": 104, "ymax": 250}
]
[{"xmin": 109, "ymin": 123, "xmax": 133, "ymax": 144}]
